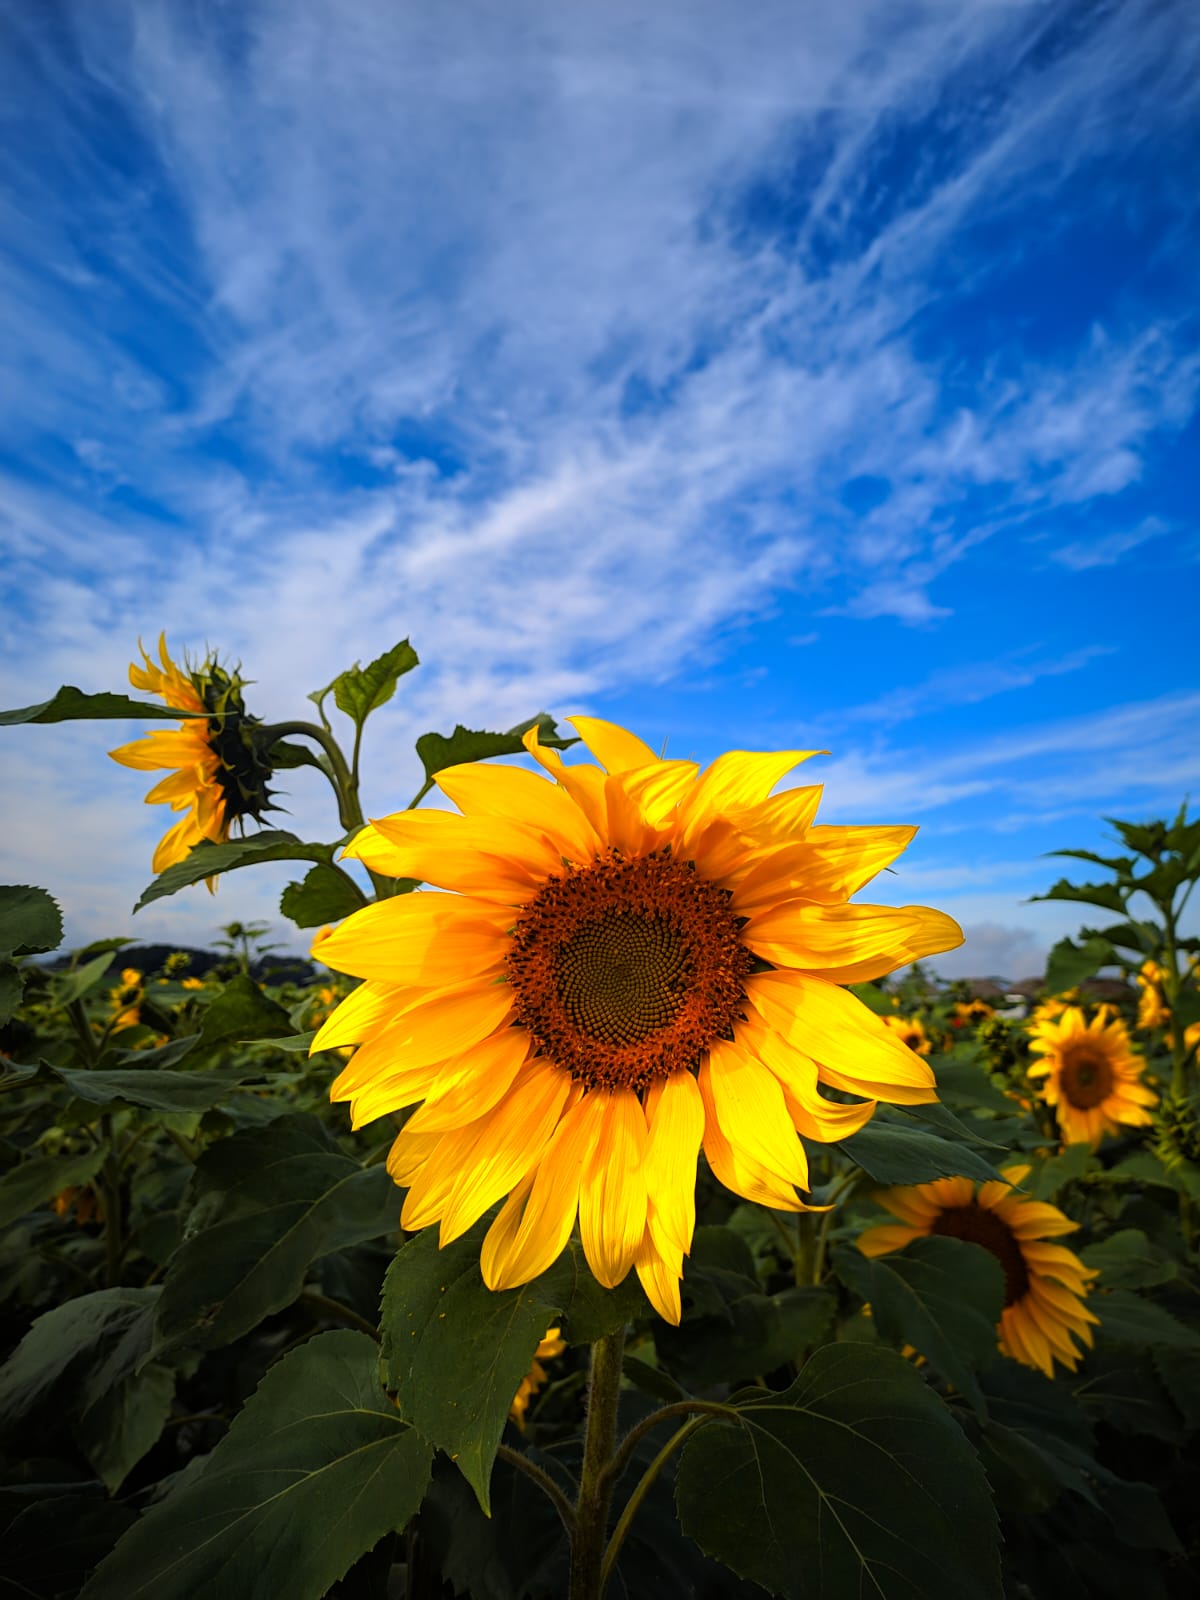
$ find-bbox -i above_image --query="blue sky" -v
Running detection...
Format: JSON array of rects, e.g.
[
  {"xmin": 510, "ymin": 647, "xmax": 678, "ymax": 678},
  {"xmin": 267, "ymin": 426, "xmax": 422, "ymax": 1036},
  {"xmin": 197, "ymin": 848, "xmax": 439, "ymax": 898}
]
[{"xmin": 1, "ymin": 0, "xmax": 1198, "ymax": 975}]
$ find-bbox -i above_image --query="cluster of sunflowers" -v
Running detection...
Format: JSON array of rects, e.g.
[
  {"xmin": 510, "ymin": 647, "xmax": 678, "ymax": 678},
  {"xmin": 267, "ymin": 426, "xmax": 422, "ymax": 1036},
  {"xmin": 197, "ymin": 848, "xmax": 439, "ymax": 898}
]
[{"xmin": 2, "ymin": 634, "xmax": 1197, "ymax": 1600}]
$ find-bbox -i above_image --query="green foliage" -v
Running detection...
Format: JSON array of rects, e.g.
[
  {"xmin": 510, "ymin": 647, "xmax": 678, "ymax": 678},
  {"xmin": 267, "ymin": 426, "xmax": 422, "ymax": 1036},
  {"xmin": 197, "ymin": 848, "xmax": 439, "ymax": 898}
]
[
  {"xmin": 80, "ymin": 1332, "xmax": 432, "ymax": 1600},
  {"xmin": 838, "ymin": 1112, "xmax": 1004, "ymax": 1184},
  {"xmin": 1044, "ymin": 933, "xmax": 1117, "ymax": 994},
  {"xmin": 415, "ymin": 713, "xmax": 574, "ymax": 784},
  {"xmin": 0, "ymin": 1146, "xmax": 105, "ymax": 1229},
  {"xmin": 328, "ymin": 638, "xmax": 420, "ymax": 730},
  {"xmin": 134, "ymin": 831, "xmax": 332, "ymax": 909},
  {"xmin": 675, "ymin": 1343, "xmax": 1002, "ymax": 1600},
  {"xmin": 0, "ymin": 883, "xmax": 64, "ymax": 956},
  {"xmin": 0, "ymin": 686, "xmax": 207, "ymax": 725},
  {"xmin": 280, "ymin": 863, "xmax": 369, "ymax": 928}
]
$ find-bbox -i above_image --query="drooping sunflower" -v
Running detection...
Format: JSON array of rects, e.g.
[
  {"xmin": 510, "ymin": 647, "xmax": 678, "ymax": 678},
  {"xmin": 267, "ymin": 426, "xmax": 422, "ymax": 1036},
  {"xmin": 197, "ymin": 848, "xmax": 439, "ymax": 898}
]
[
  {"xmin": 109, "ymin": 635, "xmax": 275, "ymax": 877},
  {"xmin": 1027, "ymin": 1005, "xmax": 1157, "ymax": 1148},
  {"xmin": 880, "ymin": 1012, "xmax": 932, "ymax": 1056},
  {"xmin": 312, "ymin": 719, "xmax": 963, "ymax": 1322},
  {"xmin": 857, "ymin": 1164, "xmax": 1099, "ymax": 1377}
]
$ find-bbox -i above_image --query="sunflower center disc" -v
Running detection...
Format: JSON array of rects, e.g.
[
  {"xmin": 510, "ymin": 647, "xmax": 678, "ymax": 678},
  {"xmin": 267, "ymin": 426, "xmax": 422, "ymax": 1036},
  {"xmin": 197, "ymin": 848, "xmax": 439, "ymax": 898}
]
[
  {"xmin": 930, "ymin": 1202, "xmax": 1030, "ymax": 1306},
  {"xmin": 507, "ymin": 850, "xmax": 753, "ymax": 1093},
  {"xmin": 1060, "ymin": 1044, "xmax": 1115, "ymax": 1109}
]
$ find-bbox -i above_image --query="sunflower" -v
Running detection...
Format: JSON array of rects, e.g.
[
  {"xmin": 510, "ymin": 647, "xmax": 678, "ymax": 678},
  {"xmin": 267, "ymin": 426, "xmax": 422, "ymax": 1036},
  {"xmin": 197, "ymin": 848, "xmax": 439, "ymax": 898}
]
[
  {"xmin": 880, "ymin": 1012, "xmax": 932, "ymax": 1056},
  {"xmin": 108, "ymin": 966, "xmax": 144, "ymax": 1031},
  {"xmin": 857, "ymin": 1164, "xmax": 1099, "ymax": 1378},
  {"xmin": 1136, "ymin": 961, "xmax": 1170, "ymax": 1031},
  {"xmin": 109, "ymin": 635, "xmax": 275, "ymax": 877},
  {"xmin": 1027, "ymin": 1005, "xmax": 1157, "ymax": 1148},
  {"xmin": 509, "ymin": 1327, "xmax": 566, "ymax": 1429},
  {"xmin": 312, "ymin": 719, "xmax": 963, "ymax": 1322},
  {"xmin": 951, "ymin": 998, "xmax": 994, "ymax": 1028}
]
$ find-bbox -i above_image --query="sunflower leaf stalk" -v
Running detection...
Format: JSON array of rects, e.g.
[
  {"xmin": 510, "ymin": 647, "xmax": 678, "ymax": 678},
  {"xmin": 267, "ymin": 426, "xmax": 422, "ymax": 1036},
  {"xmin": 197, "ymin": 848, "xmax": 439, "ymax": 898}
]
[{"xmin": 570, "ymin": 1329, "xmax": 626, "ymax": 1600}]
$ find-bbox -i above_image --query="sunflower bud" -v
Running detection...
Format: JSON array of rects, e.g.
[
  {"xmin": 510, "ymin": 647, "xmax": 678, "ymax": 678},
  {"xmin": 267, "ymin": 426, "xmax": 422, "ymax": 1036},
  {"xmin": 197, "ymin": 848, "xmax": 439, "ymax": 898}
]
[{"xmin": 1153, "ymin": 1090, "xmax": 1200, "ymax": 1173}]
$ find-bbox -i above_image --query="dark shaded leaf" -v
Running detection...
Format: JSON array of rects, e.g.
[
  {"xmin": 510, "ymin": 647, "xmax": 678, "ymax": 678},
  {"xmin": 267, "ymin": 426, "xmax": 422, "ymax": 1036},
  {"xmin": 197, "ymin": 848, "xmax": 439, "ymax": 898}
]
[
  {"xmin": 675, "ymin": 1343, "xmax": 1001, "ymax": 1600},
  {"xmin": 0, "ymin": 687, "xmax": 206, "ymax": 725},
  {"xmin": 192, "ymin": 973, "xmax": 293, "ymax": 1059},
  {"xmin": 1080, "ymin": 1229, "xmax": 1180, "ymax": 1291},
  {"xmin": 838, "ymin": 1115, "xmax": 1004, "ymax": 1185},
  {"xmin": 0, "ymin": 1147, "xmax": 105, "ymax": 1231},
  {"xmin": 134, "ymin": 832, "xmax": 331, "ymax": 910},
  {"xmin": 47, "ymin": 1062, "xmax": 255, "ymax": 1113},
  {"xmin": 1093, "ymin": 1289, "xmax": 1200, "ymax": 1349},
  {"xmin": 155, "ymin": 1138, "xmax": 399, "ymax": 1355},
  {"xmin": 280, "ymin": 863, "xmax": 368, "ymax": 929},
  {"xmin": 80, "ymin": 1332, "xmax": 432, "ymax": 1600},
  {"xmin": 1026, "ymin": 1142, "xmax": 1098, "ymax": 1199},
  {"xmin": 0, "ymin": 885, "xmax": 63, "ymax": 957},
  {"xmin": 331, "ymin": 639, "xmax": 419, "ymax": 728},
  {"xmin": 833, "ymin": 1237, "xmax": 1004, "ymax": 1418}
]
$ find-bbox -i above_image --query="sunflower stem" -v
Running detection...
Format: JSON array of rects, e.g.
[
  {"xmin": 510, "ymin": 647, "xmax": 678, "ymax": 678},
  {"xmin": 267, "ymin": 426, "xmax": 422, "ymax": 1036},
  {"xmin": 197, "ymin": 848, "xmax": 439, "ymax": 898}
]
[
  {"xmin": 569, "ymin": 1328, "xmax": 626, "ymax": 1600},
  {"xmin": 599, "ymin": 1415, "xmax": 709, "ymax": 1595}
]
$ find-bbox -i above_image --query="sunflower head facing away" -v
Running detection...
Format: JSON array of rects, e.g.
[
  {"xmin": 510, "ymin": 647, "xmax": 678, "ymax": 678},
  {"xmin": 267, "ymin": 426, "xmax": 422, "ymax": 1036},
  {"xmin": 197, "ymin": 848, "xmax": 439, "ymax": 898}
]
[
  {"xmin": 1027, "ymin": 1005, "xmax": 1157, "ymax": 1149},
  {"xmin": 109, "ymin": 635, "xmax": 276, "ymax": 876},
  {"xmin": 858, "ymin": 1164, "xmax": 1099, "ymax": 1377},
  {"xmin": 312, "ymin": 718, "xmax": 964, "ymax": 1322}
]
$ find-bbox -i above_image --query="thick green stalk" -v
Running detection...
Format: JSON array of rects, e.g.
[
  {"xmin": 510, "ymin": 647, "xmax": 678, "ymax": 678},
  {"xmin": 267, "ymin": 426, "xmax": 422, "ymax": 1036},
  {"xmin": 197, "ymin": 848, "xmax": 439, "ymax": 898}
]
[{"xmin": 569, "ymin": 1329, "xmax": 626, "ymax": 1600}]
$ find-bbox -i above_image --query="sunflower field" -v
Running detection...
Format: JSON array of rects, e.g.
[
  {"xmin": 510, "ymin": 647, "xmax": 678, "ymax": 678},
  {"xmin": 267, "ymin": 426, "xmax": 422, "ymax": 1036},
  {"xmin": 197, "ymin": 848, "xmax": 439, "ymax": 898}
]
[{"xmin": 1, "ymin": 638, "xmax": 1198, "ymax": 1600}]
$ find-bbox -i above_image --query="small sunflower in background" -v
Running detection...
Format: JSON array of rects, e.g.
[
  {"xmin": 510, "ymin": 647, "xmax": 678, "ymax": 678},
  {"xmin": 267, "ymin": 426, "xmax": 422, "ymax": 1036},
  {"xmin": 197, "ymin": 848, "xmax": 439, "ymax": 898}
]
[
  {"xmin": 1136, "ymin": 960, "xmax": 1170, "ymax": 1031},
  {"xmin": 880, "ymin": 1012, "xmax": 932, "ymax": 1055},
  {"xmin": 109, "ymin": 635, "xmax": 276, "ymax": 879},
  {"xmin": 108, "ymin": 966, "xmax": 144, "ymax": 1031},
  {"xmin": 857, "ymin": 1165, "xmax": 1099, "ymax": 1378},
  {"xmin": 312, "ymin": 717, "xmax": 963, "ymax": 1321},
  {"xmin": 951, "ymin": 998, "xmax": 994, "ymax": 1028},
  {"xmin": 509, "ymin": 1327, "xmax": 566, "ymax": 1430},
  {"xmin": 1028, "ymin": 1005, "xmax": 1157, "ymax": 1148}
]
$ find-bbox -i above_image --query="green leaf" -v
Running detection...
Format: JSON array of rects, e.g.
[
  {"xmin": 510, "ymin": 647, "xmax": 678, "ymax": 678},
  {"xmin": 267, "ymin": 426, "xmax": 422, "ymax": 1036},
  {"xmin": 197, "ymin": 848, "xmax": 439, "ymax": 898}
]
[
  {"xmin": 155, "ymin": 1129, "xmax": 399, "ymax": 1355},
  {"xmin": 1026, "ymin": 1141, "xmax": 1099, "ymax": 1200},
  {"xmin": 557, "ymin": 1242, "xmax": 650, "ymax": 1342},
  {"xmin": 0, "ymin": 1146, "xmax": 105, "ymax": 1231},
  {"xmin": 834, "ymin": 1237, "xmax": 1004, "ymax": 1418},
  {"xmin": 80, "ymin": 1331, "xmax": 432, "ymax": 1600},
  {"xmin": 0, "ymin": 686, "xmax": 208, "ymax": 725},
  {"xmin": 838, "ymin": 1115, "xmax": 1004, "ymax": 1185},
  {"xmin": 1050, "ymin": 848, "xmax": 1136, "ymax": 875},
  {"xmin": 0, "ymin": 959, "xmax": 23, "ymax": 1025},
  {"xmin": 1094, "ymin": 1289, "xmax": 1200, "ymax": 1349},
  {"xmin": 675, "ymin": 1343, "xmax": 1001, "ymax": 1600},
  {"xmin": 932, "ymin": 1049, "xmax": 1020, "ymax": 1115},
  {"xmin": 280, "ymin": 862, "xmax": 368, "ymax": 929},
  {"xmin": 379, "ymin": 1217, "xmax": 571, "ymax": 1513},
  {"xmin": 1080, "ymin": 1229, "xmax": 1180, "ymax": 1291},
  {"xmin": 1044, "ymin": 934, "xmax": 1116, "ymax": 995},
  {"xmin": 46, "ymin": 1062, "xmax": 255, "ymax": 1113},
  {"xmin": 134, "ymin": 831, "xmax": 331, "ymax": 910},
  {"xmin": 415, "ymin": 714, "xmax": 574, "ymax": 784},
  {"xmin": 191, "ymin": 972, "xmax": 294, "ymax": 1059},
  {"xmin": 1030, "ymin": 877, "xmax": 1127, "ymax": 914},
  {"xmin": 0, "ymin": 1286, "xmax": 178, "ymax": 1491},
  {"xmin": 660, "ymin": 1281, "xmax": 837, "ymax": 1389},
  {"xmin": 0, "ymin": 884, "xmax": 63, "ymax": 956},
  {"xmin": 971, "ymin": 1360, "xmax": 1099, "ymax": 1514},
  {"xmin": 331, "ymin": 639, "xmax": 419, "ymax": 729},
  {"xmin": 51, "ymin": 949, "xmax": 118, "ymax": 1005}
]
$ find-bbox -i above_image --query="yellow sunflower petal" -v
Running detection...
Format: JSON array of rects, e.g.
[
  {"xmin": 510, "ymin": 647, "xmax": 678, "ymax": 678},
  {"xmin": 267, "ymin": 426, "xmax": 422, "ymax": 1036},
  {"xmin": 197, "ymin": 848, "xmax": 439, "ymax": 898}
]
[
  {"xmin": 731, "ymin": 824, "xmax": 919, "ymax": 911},
  {"xmin": 634, "ymin": 1229, "xmax": 683, "ymax": 1324},
  {"xmin": 312, "ymin": 892, "xmax": 510, "ymax": 985},
  {"xmin": 747, "ymin": 972, "xmax": 937, "ymax": 1104},
  {"xmin": 742, "ymin": 901, "xmax": 964, "ymax": 982},
  {"xmin": 312, "ymin": 979, "xmax": 409, "ymax": 1051},
  {"xmin": 346, "ymin": 810, "xmax": 557, "ymax": 899},
  {"xmin": 579, "ymin": 1090, "xmax": 649, "ymax": 1288},
  {"xmin": 400, "ymin": 1027, "xmax": 534, "ymax": 1135},
  {"xmin": 567, "ymin": 716, "xmax": 660, "ymax": 772},
  {"xmin": 435, "ymin": 762, "xmax": 601, "ymax": 863},
  {"xmin": 680, "ymin": 749, "xmax": 824, "ymax": 840},
  {"xmin": 642, "ymin": 1070, "xmax": 705, "ymax": 1260},
  {"xmin": 482, "ymin": 1093, "xmax": 597, "ymax": 1289},
  {"xmin": 705, "ymin": 1039, "xmax": 811, "ymax": 1190}
]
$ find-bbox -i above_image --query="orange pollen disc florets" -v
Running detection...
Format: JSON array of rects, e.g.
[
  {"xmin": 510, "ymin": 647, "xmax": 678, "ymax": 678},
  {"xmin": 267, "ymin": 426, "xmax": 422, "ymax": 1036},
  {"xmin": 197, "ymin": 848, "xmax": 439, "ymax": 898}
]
[
  {"xmin": 1058, "ymin": 1043, "xmax": 1115, "ymax": 1109},
  {"xmin": 506, "ymin": 849, "xmax": 754, "ymax": 1093},
  {"xmin": 930, "ymin": 1202, "xmax": 1030, "ymax": 1306}
]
